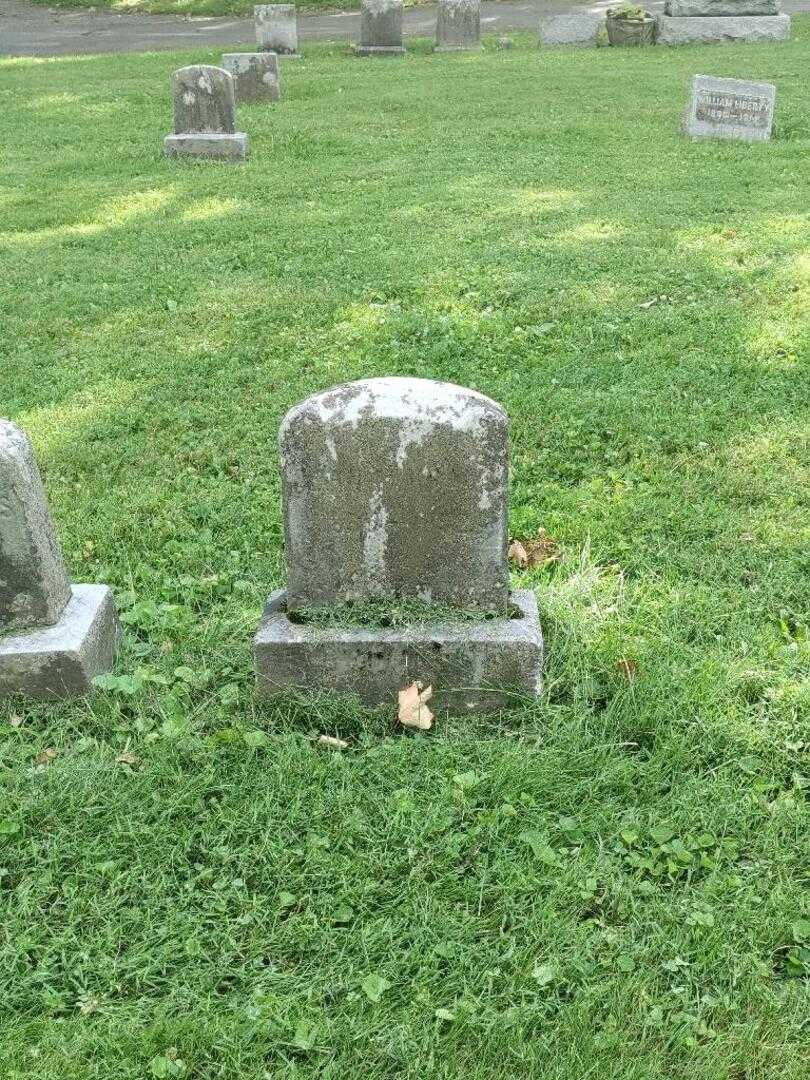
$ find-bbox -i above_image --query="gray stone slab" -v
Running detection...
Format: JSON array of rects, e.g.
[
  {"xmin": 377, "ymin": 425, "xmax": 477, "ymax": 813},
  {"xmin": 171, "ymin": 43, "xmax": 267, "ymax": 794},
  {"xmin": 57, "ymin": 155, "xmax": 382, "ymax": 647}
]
[
  {"xmin": 684, "ymin": 73, "xmax": 775, "ymax": 140},
  {"xmin": 222, "ymin": 52, "xmax": 281, "ymax": 103},
  {"xmin": 356, "ymin": 0, "xmax": 405, "ymax": 54},
  {"xmin": 0, "ymin": 584, "xmax": 121, "ymax": 700},
  {"xmin": 1, "ymin": 420, "xmax": 71, "ymax": 632},
  {"xmin": 254, "ymin": 4, "xmax": 299, "ymax": 55},
  {"xmin": 279, "ymin": 377, "xmax": 510, "ymax": 614},
  {"xmin": 656, "ymin": 13, "xmax": 791, "ymax": 42},
  {"xmin": 539, "ymin": 13, "xmax": 605, "ymax": 46},
  {"xmin": 436, "ymin": 0, "xmax": 482, "ymax": 51},
  {"xmin": 164, "ymin": 132, "xmax": 249, "ymax": 161},
  {"xmin": 665, "ymin": 0, "xmax": 779, "ymax": 13},
  {"xmin": 254, "ymin": 588, "xmax": 542, "ymax": 712},
  {"xmin": 170, "ymin": 64, "xmax": 237, "ymax": 134}
]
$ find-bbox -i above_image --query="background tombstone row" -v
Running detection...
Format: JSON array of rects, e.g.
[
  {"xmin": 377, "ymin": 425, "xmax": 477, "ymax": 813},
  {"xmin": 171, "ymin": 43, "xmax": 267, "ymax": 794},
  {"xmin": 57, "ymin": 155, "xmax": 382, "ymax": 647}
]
[
  {"xmin": 253, "ymin": 1, "xmax": 790, "ymax": 53},
  {"xmin": 255, "ymin": 0, "xmax": 484, "ymax": 55}
]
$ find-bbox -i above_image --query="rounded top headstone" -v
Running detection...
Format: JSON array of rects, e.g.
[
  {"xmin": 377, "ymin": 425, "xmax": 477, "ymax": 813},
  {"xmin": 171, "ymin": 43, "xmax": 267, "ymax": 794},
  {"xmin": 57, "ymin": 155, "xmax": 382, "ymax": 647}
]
[
  {"xmin": 170, "ymin": 65, "xmax": 236, "ymax": 135},
  {"xmin": 279, "ymin": 378, "xmax": 510, "ymax": 613}
]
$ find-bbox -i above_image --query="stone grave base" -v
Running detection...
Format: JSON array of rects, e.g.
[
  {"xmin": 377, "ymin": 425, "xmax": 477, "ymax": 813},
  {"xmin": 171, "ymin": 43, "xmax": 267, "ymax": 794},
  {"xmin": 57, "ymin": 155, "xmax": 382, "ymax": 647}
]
[
  {"xmin": 435, "ymin": 44, "xmax": 483, "ymax": 52},
  {"xmin": 354, "ymin": 45, "xmax": 406, "ymax": 56},
  {"xmin": 656, "ymin": 14, "xmax": 791, "ymax": 44},
  {"xmin": 0, "ymin": 585, "xmax": 121, "ymax": 701},
  {"xmin": 259, "ymin": 50, "xmax": 301, "ymax": 57},
  {"xmin": 164, "ymin": 133, "xmax": 249, "ymax": 162},
  {"xmin": 254, "ymin": 589, "xmax": 543, "ymax": 713}
]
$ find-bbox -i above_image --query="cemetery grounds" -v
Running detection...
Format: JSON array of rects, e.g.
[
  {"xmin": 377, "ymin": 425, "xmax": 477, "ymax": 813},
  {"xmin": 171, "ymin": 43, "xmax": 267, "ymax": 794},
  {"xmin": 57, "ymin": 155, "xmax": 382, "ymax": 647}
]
[{"xmin": 1, "ymin": 26, "xmax": 809, "ymax": 1080}]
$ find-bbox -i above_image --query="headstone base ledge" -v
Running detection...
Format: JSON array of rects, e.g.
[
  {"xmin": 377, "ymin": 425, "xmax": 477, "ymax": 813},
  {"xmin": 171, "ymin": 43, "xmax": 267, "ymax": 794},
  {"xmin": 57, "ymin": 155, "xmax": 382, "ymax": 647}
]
[
  {"xmin": 254, "ymin": 589, "xmax": 543, "ymax": 713},
  {"xmin": 656, "ymin": 13, "xmax": 791, "ymax": 43},
  {"xmin": 164, "ymin": 133, "xmax": 249, "ymax": 161},
  {"xmin": 0, "ymin": 585, "xmax": 121, "ymax": 701},
  {"xmin": 435, "ymin": 44, "xmax": 484, "ymax": 51}
]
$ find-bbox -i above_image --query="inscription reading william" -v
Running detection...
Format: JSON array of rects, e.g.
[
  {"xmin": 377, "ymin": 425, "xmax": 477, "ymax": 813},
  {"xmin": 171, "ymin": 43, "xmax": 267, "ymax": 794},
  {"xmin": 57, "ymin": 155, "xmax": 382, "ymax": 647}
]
[{"xmin": 695, "ymin": 91, "xmax": 770, "ymax": 128}]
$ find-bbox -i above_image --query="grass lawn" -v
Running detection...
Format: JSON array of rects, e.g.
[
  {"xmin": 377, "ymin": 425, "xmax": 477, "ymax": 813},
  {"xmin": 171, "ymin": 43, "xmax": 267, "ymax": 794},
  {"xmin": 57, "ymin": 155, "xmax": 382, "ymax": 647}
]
[{"xmin": 1, "ymin": 28, "xmax": 809, "ymax": 1080}]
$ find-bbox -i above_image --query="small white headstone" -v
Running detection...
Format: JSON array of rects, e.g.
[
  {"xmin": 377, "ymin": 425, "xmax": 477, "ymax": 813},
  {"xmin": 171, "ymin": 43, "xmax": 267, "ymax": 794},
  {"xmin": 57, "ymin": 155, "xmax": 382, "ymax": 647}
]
[{"xmin": 684, "ymin": 75, "xmax": 775, "ymax": 142}]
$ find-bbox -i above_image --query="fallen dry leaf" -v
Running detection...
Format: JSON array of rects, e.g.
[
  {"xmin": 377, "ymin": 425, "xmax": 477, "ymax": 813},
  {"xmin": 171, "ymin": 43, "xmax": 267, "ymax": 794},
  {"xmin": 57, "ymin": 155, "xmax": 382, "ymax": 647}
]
[
  {"xmin": 36, "ymin": 748, "xmax": 58, "ymax": 765},
  {"xmin": 116, "ymin": 751, "xmax": 142, "ymax": 768},
  {"xmin": 508, "ymin": 539, "xmax": 529, "ymax": 569},
  {"xmin": 398, "ymin": 681, "xmax": 434, "ymax": 731},
  {"xmin": 8, "ymin": 715, "xmax": 23, "ymax": 729},
  {"xmin": 510, "ymin": 529, "xmax": 562, "ymax": 569},
  {"xmin": 638, "ymin": 297, "xmax": 659, "ymax": 309},
  {"xmin": 316, "ymin": 735, "xmax": 349, "ymax": 750},
  {"xmin": 616, "ymin": 659, "xmax": 639, "ymax": 680}
]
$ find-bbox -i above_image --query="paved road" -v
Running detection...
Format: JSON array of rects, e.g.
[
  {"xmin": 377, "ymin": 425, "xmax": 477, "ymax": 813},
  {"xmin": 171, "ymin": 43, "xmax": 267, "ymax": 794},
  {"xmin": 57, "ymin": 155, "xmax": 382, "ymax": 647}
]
[{"xmin": 1, "ymin": 0, "xmax": 806, "ymax": 56}]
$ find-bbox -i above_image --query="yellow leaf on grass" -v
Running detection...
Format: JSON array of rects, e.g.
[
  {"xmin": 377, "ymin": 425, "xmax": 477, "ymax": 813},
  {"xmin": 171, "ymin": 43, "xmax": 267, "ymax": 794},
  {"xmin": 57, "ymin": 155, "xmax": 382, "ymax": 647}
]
[
  {"xmin": 510, "ymin": 529, "xmax": 561, "ymax": 569},
  {"xmin": 317, "ymin": 735, "xmax": 349, "ymax": 750},
  {"xmin": 36, "ymin": 748, "xmax": 57, "ymax": 765},
  {"xmin": 616, "ymin": 658, "xmax": 638, "ymax": 680},
  {"xmin": 116, "ymin": 751, "xmax": 142, "ymax": 768},
  {"xmin": 508, "ymin": 539, "xmax": 529, "ymax": 569},
  {"xmin": 398, "ymin": 681, "xmax": 434, "ymax": 730}
]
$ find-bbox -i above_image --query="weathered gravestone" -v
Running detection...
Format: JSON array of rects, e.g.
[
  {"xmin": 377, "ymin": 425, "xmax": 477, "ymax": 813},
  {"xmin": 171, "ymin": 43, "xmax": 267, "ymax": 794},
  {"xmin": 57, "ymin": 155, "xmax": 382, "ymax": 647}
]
[
  {"xmin": 164, "ymin": 65, "xmax": 249, "ymax": 162},
  {"xmin": 540, "ymin": 14, "xmax": 605, "ymax": 47},
  {"xmin": 0, "ymin": 421, "xmax": 120, "ymax": 700},
  {"xmin": 657, "ymin": 0, "xmax": 790, "ymax": 44},
  {"xmin": 254, "ymin": 378, "xmax": 543, "ymax": 712},
  {"xmin": 436, "ymin": 0, "xmax": 482, "ymax": 51},
  {"xmin": 222, "ymin": 52, "xmax": 281, "ymax": 103},
  {"xmin": 684, "ymin": 74, "xmax": 775, "ymax": 141},
  {"xmin": 254, "ymin": 4, "xmax": 300, "ymax": 55},
  {"xmin": 666, "ymin": 0, "xmax": 778, "ymax": 12},
  {"xmin": 356, "ymin": 0, "xmax": 405, "ymax": 55}
]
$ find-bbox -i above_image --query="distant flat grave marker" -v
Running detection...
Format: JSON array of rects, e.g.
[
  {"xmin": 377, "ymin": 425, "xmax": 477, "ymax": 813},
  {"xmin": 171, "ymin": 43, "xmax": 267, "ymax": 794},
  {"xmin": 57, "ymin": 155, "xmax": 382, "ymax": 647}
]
[{"xmin": 684, "ymin": 74, "xmax": 775, "ymax": 141}]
